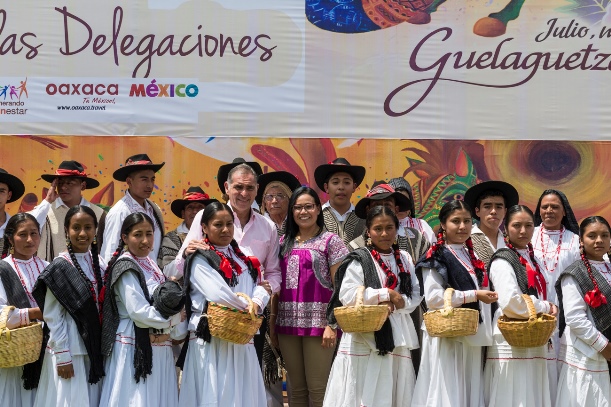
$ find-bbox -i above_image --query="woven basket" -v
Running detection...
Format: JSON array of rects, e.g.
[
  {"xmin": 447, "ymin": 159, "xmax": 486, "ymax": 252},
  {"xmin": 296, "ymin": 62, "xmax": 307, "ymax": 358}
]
[
  {"xmin": 207, "ymin": 293, "xmax": 263, "ymax": 345},
  {"xmin": 0, "ymin": 305, "xmax": 43, "ymax": 368},
  {"xmin": 423, "ymin": 287, "xmax": 479, "ymax": 338},
  {"xmin": 497, "ymin": 294, "xmax": 556, "ymax": 348},
  {"xmin": 334, "ymin": 286, "xmax": 390, "ymax": 333}
]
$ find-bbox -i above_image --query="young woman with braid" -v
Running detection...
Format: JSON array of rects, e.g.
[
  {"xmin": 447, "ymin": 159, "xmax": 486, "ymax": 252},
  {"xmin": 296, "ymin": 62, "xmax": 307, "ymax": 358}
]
[
  {"xmin": 32, "ymin": 206, "xmax": 106, "ymax": 407},
  {"xmin": 324, "ymin": 205, "xmax": 422, "ymax": 407},
  {"xmin": 412, "ymin": 200, "xmax": 497, "ymax": 407},
  {"xmin": 99, "ymin": 213, "xmax": 183, "ymax": 407},
  {"xmin": 0, "ymin": 214, "xmax": 48, "ymax": 407},
  {"xmin": 176, "ymin": 202, "xmax": 271, "ymax": 407},
  {"xmin": 555, "ymin": 216, "xmax": 611, "ymax": 406},
  {"xmin": 484, "ymin": 205, "xmax": 558, "ymax": 407}
]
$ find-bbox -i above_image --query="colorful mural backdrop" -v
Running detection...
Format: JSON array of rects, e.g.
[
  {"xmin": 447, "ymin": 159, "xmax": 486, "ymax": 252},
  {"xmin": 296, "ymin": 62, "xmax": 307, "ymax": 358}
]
[
  {"xmin": 0, "ymin": 0, "xmax": 610, "ymax": 139},
  {"xmin": 4, "ymin": 135, "xmax": 610, "ymax": 230}
]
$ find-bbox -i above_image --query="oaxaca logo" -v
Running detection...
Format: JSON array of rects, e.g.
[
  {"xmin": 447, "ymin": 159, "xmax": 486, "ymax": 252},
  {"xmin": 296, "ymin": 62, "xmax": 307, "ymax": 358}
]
[
  {"xmin": 0, "ymin": 77, "xmax": 29, "ymax": 116},
  {"xmin": 129, "ymin": 80, "xmax": 199, "ymax": 98}
]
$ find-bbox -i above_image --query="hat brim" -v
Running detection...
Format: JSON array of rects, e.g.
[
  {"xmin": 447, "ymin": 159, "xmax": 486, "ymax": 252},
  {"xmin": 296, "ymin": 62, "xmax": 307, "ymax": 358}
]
[
  {"xmin": 113, "ymin": 163, "xmax": 165, "ymax": 182},
  {"xmin": 255, "ymin": 171, "xmax": 301, "ymax": 205},
  {"xmin": 0, "ymin": 173, "xmax": 25, "ymax": 203},
  {"xmin": 170, "ymin": 198, "xmax": 218, "ymax": 218},
  {"xmin": 216, "ymin": 161, "xmax": 263, "ymax": 192},
  {"xmin": 314, "ymin": 164, "xmax": 366, "ymax": 191},
  {"xmin": 464, "ymin": 180, "xmax": 519, "ymax": 220},
  {"xmin": 41, "ymin": 174, "xmax": 100, "ymax": 189},
  {"xmin": 354, "ymin": 191, "xmax": 411, "ymax": 219}
]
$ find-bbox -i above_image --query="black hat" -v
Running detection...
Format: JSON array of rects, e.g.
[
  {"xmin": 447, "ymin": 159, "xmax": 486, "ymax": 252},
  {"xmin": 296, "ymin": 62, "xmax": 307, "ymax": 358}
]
[
  {"xmin": 217, "ymin": 158, "xmax": 263, "ymax": 192},
  {"xmin": 255, "ymin": 171, "xmax": 301, "ymax": 206},
  {"xmin": 153, "ymin": 280, "xmax": 185, "ymax": 319},
  {"xmin": 41, "ymin": 160, "xmax": 100, "ymax": 189},
  {"xmin": 388, "ymin": 177, "xmax": 416, "ymax": 216},
  {"xmin": 354, "ymin": 182, "xmax": 411, "ymax": 219},
  {"xmin": 313, "ymin": 158, "xmax": 366, "ymax": 191},
  {"xmin": 113, "ymin": 154, "xmax": 165, "ymax": 182},
  {"xmin": 0, "ymin": 168, "xmax": 25, "ymax": 203},
  {"xmin": 170, "ymin": 186, "xmax": 218, "ymax": 218},
  {"xmin": 464, "ymin": 180, "xmax": 519, "ymax": 220}
]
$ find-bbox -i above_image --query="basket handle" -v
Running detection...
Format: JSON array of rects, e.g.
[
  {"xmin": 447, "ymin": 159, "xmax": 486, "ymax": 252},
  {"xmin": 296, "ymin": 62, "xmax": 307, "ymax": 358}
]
[
  {"xmin": 236, "ymin": 292, "xmax": 258, "ymax": 321},
  {"xmin": 0, "ymin": 305, "xmax": 15, "ymax": 340},
  {"xmin": 440, "ymin": 287, "xmax": 455, "ymax": 317},
  {"xmin": 521, "ymin": 294, "xmax": 538, "ymax": 325},
  {"xmin": 355, "ymin": 286, "xmax": 365, "ymax": 311}
]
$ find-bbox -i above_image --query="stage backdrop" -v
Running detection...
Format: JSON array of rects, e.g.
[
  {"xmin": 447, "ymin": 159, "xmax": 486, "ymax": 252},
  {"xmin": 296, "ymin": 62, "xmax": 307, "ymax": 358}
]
[
  {"xmin": 0, "ymin": 0, "xmax": 610, "ymax": 139},
  {"xmin": 4, "ymin": 135, "xmax": 609, "ymax": 231}
]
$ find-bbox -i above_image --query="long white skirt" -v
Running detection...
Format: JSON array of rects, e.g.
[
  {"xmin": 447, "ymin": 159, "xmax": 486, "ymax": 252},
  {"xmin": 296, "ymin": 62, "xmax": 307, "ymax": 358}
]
[
  {"xmin": 178, "ymin": 333, "xmax": 266, "ymax": 407},
  {"xmin": 0, "ymin": 366, "xmax": 36, "ymax": 407},
  {"xmin": 412, "ymin": 331, "xmax": 485, "ymax": 407},
  {"xmin": 484, "ymin": 334, "xmax": 551, "ymax": 407},
  {"xmin": 556, "ymin": 344, "xmax": 610, "ymax": 407},
  {"xmin": 34, "ymin": 353, "xmax": 101, "ymax": 407},
  {"xmin": 99, "ymin": 328, "xmax": 178, "ymax": 407},
  {"xmin": 323, "ymin": 332, "xmax": 415, "ymax": 407}
]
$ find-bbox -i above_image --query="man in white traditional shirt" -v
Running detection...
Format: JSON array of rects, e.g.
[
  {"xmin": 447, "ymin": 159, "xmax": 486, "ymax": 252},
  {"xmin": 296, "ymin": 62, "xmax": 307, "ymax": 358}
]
[
  {"xmin": 464, "ymin": 180, "xmax": 520, "ymax": 267},
  {"xmin": 31, "ymin": 160, "xmax": 106, "ymax": 262},
  {"xmin": 314, "ymin": 158, "xmax": 366, "ymax": 246},
  {"xmin": 101, "ymin": 154, "xmax": 165, "ymax": 263}
]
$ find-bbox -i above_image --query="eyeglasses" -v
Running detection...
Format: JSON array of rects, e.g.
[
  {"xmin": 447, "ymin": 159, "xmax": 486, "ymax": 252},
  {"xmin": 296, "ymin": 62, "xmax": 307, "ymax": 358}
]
[
  {"xmin": 293, "ymin": 204, "xmax": 317, "ymax": 212},
  {"xmin": 264, "ymin": 194, "xmax": 287, "ymax": 202}
]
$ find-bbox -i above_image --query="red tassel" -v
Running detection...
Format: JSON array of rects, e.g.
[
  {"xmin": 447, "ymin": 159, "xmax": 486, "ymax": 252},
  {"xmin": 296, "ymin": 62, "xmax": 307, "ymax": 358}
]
[{"xmin": 585, "ymin": 288, "xmax": 607, "ymax": 308}]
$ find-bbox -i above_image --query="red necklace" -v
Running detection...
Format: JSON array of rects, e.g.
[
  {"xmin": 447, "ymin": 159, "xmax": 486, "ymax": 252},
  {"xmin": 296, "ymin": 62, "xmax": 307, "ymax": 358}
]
[
  {"xmin": 10, "ymin": 256, "xmax": 42, "ymax": 305},
  {"xmin": 368, "ymin": 247, "xmax": 406, "ymax": 290},
  {"xmin": 539, "ymin": 226, "xmax": 564, "ymax": 273}
]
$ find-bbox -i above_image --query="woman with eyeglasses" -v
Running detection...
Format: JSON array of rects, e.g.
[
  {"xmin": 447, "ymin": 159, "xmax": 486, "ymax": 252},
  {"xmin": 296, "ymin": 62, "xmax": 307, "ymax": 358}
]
[{"xmin": 272, "ymin": 186, "xmax": 349, "ymax": 407}]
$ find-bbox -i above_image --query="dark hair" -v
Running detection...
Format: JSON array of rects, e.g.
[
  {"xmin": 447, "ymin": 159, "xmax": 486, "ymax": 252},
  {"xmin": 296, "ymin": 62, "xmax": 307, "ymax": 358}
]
[
  {"xmin": 579, "ymin": 216, "xmax": 611, "ymax": 239},
  {"xmin": 504, "ymin": 205, "xmax": 535, "ymax": 229},
  {"xmin": 106, "ymin": 212, "xmax": 155, "ymax": 271},
  {"xmin": 438, "ymin": 200, "xmax": 472, "ymax": 227},
  {"xmin": 64, "ymin": 205, "xmax": 103, "ymax": 307},
  {"xmin": 475, "ymin": 189, "xmax": 506, "ymax": 209},
  {"xmin": 200, "ymin": 201, "xmax": 233, "ymax": 227},
  {"xmin": 1, "ymin": 213, "xmax": 40, "ymax": 259},
  {"xmin": 280, "ymin": 187, "xmax": 324, "ymax": 258},
  {"xmin": 533, "ymin": 189, "xmax": 579, "ymax": 234},
  {"xmin": 365, "ymin": 205, "xmax": 399, "ymax": 231}
]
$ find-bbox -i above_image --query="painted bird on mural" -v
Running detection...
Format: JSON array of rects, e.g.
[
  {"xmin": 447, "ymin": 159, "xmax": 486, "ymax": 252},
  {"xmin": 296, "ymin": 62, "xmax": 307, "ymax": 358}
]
[{"xmin": 306, "ymin": 0, "xmax": 526, "ymax": 37}]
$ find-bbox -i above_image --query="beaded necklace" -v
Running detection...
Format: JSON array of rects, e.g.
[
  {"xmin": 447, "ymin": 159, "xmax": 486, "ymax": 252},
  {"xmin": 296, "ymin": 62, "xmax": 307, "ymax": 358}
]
[
  {"xmin": 539, "ymin": 226, "xmax": 564, "ymax": 273},
  {"xmin": 10, "ymin": 256, "xmax": 42, "ymax": 305}
]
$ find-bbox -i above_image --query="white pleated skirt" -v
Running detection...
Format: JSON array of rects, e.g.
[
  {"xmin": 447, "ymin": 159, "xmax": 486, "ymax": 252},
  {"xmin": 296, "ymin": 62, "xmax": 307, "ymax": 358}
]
[
  {"xmin": 412, "ymin": 331, "xmax": 485, "ymax": 407},
  {"xmin": 323, "ymin": 332, "xmax": 415, "ymax": 407},
  {"xmin": 178, "ymin": 333, "xmax": 266, "ymax": 407},
  {"xmin": 555, "ymin": 344, "xmax": 610, "ymax": 407},
  {"xmin": 99, "ymin": 326, "xmax": 178, "ymax": 407},
  {"xmin": 34, "ymin": 353, "xmax": 101, "ymax": 407},
  {"xmin": 0, "ymin": 366, "xmax": 36, "ymax": 407}
]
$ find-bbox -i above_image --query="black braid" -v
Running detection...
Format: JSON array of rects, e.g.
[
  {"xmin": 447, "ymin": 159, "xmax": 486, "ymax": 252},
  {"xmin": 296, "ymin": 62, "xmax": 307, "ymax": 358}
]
[
  {"xmin": 393, "ymin": 242, "xmax": 413, "ymax": 298},
  {"xmin": 106, "ymin": 242, "xmax": 126, "ymax": 274},
  {"xmin": 90, "ymin": 240, "xmax": 104, "ymax": 296},
  {"xmin": 1, "ymin": 235, "xmax": 10, "ymax": 259},
  {"xmin": 230, "ymin": 240, "xmax": 259, "ymax": 284}
]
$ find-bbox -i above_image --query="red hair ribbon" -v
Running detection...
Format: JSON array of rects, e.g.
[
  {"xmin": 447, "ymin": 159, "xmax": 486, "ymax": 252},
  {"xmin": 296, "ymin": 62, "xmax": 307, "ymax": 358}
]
[
  {"xmin": 585, "ymin": 288, "xmax": 607, "ymax": 308},
  {"xmin": 248, "ymin": 256, "xmax": 262, "ymax": 280},
  {"xmin": 520, "ymin": 257, "xmax": 547, "ymax": 300},
  {"xmin": 219, "ymin": 257, "xmax": 235, "ymax": 280}
]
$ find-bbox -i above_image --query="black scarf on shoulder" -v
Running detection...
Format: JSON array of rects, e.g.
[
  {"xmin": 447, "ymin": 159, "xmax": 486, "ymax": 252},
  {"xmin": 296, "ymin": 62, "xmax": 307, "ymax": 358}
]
[
  {"xmin": 0, "ymin": 261, "xmax": 48, "ymax": 390},
  {"xmin": 415, "ymin": 245, "xmax": 482, "ymax": 322},
  {"xmin": 32, "ymin": 258, "xmax": 104, "ymax": 384},
  {"xmin": 326, "ymin": 248, "xmax": 396, "ymax": 356}
]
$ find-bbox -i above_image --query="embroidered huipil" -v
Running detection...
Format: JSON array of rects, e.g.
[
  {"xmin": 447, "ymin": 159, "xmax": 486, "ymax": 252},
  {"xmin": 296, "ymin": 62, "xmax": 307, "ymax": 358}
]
[{"xmin": 277, "ymin": 231, "xmax": 348, "ymax": 336}]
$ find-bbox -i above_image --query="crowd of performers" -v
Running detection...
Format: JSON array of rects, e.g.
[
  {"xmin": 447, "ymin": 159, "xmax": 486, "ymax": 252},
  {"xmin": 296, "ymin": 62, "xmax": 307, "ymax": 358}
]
[{"xmin": 0, "ymin": 154, "xmax": 610, "ymax": 407}]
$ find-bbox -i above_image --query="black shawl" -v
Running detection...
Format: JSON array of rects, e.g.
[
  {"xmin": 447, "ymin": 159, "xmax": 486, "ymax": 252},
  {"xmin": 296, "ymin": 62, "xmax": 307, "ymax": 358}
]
[
  {"xmin": 0, "ymin": 261, "xmax": 48, "ymax": 390},
  {"xmin": 100, "ymin": 257, "xmax": 153, "ymax": 383},
  {"xmin": 415, "ymin": 245, "xmax": 482, "ymax": 321},
  {"xmin": 326, "ymin": 248, "xmax": 396, "ymax": 356},
  {"xmin": 556, "ymin": 259, "xmax": 611, "ymax": 341},
  {"xmin": 32, "ymin": 258, "xmax": 104, "ymax": 384}
]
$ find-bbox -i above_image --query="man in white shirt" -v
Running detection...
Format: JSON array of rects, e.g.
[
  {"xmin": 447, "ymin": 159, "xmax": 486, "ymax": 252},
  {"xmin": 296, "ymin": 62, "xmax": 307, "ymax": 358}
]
[
  {"xmin": 33, "ymin": 160, "xmax": 106, "ymax": 262},
  {"xmin": 101, "ymin": 154, "xmax": 165, "ymax": 263},
  {"xmin": 464, "ymin": 180, "xmax": 520, "ymax": 266},
  {"xmin": 314, "ymin": 158, "xmax": 366, "ymax": 245}
]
